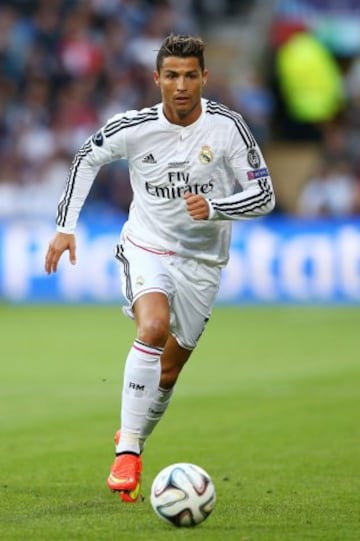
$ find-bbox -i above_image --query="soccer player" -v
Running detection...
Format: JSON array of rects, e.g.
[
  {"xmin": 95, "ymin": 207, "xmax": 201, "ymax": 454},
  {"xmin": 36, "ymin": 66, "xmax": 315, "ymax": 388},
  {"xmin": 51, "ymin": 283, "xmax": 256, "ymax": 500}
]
[{"xmin": 45, "ymin": 34, "xmax": 275, "ymax": 503}]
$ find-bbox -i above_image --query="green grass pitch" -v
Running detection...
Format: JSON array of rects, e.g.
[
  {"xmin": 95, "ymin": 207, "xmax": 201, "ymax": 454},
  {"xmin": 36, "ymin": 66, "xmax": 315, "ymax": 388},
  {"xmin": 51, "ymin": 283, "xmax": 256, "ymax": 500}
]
[{"xmin": 1, "ymin": 304, "xmax": 359, "ymax": 540}]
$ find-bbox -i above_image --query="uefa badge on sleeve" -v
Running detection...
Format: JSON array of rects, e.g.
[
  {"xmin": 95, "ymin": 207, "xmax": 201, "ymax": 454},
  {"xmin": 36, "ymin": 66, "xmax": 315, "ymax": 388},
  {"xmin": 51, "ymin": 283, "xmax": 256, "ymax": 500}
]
[
  {"xmin": 92, "ymin": 130, "xmax": 104, "ymax": 147},
  {"xmin": 247, "ymin": 148, "xmax": 261, "ymax": 169}
]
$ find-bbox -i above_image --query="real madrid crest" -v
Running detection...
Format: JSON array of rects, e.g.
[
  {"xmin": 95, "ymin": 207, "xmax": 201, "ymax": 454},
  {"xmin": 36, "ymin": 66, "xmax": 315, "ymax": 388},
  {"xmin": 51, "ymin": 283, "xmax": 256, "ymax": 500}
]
[
  {"xmin": 199, "ymin": 145, "xmax": 214, "ymax": 164},
  {"xmin": 135, "ymin": 275, "xmax": 145, "ymax": 287}
]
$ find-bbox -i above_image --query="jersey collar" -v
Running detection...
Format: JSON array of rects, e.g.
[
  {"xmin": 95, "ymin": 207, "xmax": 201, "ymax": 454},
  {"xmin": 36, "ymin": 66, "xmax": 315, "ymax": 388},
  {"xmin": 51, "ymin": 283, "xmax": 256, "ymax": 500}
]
[{"xmin": 157, "ymin": 98, "xmax": 206, "ymax": 132}]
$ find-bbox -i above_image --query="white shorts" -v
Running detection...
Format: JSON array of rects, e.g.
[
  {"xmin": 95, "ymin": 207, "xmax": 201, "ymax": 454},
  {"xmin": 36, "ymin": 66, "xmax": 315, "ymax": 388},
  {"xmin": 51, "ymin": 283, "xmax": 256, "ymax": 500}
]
[{"xmin": 115, "ymin": 235, "xmax": 221, "ymax": 350}]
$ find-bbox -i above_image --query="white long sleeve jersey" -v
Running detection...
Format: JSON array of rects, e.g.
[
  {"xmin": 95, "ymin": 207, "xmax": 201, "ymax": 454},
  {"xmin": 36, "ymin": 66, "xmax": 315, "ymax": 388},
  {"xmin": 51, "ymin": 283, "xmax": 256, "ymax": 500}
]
[{"xmin": 56, "ymin": 98, "xmax": 275, "ymax": 266}]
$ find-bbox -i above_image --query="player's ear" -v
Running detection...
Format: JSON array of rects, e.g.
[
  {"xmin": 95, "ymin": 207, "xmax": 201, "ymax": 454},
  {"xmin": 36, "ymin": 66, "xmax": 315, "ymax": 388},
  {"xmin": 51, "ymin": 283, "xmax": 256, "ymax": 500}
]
[
  {"xmin": 153, "ymin": 71, "xmax": 160, "ymax": 87},
  {"xmin": 202, "ymin": 69, "xmax": 209, "ymax": 86}
]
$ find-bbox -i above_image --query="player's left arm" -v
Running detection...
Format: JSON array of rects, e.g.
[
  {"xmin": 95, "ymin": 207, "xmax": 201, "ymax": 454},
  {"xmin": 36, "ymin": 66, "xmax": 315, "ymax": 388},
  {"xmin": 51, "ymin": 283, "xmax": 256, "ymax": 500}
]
[
  {"xmin": 185, "ymin": 162, "xmax": 275, "ymax": 222},
  {"xmin": 184, "ymin": 168, "xmax": 275, "ymax": 221},
  {"xmin": 184, "ymin": 192, "xmax": 210, "ymax": 220},
  {"xmin": 208, "ymin": 134, "xmax": 275, "ymax": 220},
  {"xmin": 187, "ymin": 121, "xmax": 275, "ymax": 221}
]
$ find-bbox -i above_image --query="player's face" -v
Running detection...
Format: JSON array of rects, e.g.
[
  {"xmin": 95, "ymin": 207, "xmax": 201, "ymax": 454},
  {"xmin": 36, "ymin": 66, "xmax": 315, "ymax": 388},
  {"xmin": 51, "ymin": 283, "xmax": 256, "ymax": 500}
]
[{"xmin": 154, "ymin": 56, "xmax": 208, "ymax": 126}]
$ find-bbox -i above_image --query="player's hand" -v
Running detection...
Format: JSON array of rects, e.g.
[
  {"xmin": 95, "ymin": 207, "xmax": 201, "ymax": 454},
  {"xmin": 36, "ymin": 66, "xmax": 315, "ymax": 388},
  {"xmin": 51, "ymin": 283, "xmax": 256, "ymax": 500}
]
[
  {"xmin": 184, "ymin": 193, "xmax": 209, "ymax": 220},
  {"xmin": 45, "ymin": 232, "xmax": 76, "ymax": 274}
]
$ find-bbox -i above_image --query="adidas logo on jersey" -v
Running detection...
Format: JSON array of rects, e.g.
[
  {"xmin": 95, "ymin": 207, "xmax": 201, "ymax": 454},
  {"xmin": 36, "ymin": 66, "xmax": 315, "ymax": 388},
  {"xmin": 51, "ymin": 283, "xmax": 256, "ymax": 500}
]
[{"xmin": 142, "ymin": 153, "xmax": 157, "ymax": 164}]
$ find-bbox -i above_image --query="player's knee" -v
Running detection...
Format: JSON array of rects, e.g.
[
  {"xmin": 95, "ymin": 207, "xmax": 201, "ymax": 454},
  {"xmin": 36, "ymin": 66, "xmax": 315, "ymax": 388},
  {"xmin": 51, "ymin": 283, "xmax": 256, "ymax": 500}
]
[{"xmin": 137, "ymin": 318, "xmax": 169, "ymax": 348}]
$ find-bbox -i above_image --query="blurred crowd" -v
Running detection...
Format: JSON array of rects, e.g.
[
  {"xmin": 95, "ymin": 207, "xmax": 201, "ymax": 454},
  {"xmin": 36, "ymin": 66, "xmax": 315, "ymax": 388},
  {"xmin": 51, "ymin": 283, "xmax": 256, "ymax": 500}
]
[
  {"xmin": 268, "ymin": 0, "xmax": 360, "ymax": 216},
  {"xmin": 0, "ymin": 0, "xmax": 252, "ymax": 218},
  {"xmin": 1, "ymin": 0, "xmax": 360, "ymax": 220}
]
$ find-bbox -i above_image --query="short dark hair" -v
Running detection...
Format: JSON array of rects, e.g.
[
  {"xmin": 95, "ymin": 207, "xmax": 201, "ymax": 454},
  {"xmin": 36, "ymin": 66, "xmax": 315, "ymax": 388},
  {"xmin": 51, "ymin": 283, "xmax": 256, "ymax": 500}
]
[{"xmin": 156, "ymin": 34, "xmax": 205, "ymax": 72}]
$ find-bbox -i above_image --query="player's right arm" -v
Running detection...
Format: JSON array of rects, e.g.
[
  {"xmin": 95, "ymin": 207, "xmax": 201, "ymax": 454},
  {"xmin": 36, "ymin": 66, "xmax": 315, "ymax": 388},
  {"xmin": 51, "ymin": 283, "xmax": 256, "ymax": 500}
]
[
  {"xmin": 44, "ymin": 112, "xmax": 129, "ymax": 274},
  {"xmin": 45, "ymin": 232, "xmax": 76, "ymax": 274},
  {"xmin": 56, "ymin": 113, "xmax": 127, "ymax": 234}
]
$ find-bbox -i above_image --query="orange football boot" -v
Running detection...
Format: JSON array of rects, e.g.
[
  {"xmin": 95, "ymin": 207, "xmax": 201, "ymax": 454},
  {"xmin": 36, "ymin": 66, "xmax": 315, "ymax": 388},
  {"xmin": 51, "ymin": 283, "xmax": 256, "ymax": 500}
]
[{"xmin": 107, "ymin": 430, "xmax": 142, "ymax": 503}]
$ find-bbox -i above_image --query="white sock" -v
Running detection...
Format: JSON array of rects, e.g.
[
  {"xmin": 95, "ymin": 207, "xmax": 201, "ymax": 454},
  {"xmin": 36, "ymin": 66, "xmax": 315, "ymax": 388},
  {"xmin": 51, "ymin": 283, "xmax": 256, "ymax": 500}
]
[
  {"xmin": 139, "ymin": 386, "xmax": 174, "ymax": 452},
  {"xmin": 116, "ymin": 339, "xmax": 162, "ymax": 455}
]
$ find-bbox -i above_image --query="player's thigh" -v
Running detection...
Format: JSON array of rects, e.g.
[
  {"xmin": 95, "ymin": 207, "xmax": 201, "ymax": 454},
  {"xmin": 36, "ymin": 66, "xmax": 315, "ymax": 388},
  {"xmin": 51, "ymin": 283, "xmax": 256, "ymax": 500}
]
[
  {"xmin": 115, "ymin": 240, "xmax": 174, "ymax": 309},
  {"xmin": 133, "ymin": 291, "xmax": 171, "ymax": 346},
  {"xmin": 169, "ymin": 259, "xmax": 221, "ymax": 349}
]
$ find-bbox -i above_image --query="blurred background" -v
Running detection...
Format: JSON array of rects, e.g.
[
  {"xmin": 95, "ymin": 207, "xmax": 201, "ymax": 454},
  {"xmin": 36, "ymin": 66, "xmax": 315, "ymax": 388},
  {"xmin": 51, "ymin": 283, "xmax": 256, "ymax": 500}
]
[{"xmin": 1, "ymin": 0, "xmax": 360, "ymax": 304}]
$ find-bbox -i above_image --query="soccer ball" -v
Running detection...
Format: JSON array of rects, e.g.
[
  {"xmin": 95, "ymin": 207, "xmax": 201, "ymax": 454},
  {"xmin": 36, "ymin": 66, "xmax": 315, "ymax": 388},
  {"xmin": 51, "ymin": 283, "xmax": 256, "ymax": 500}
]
[{"xmin": 150, "ymin": 462, "xmax": 216, "ymax": 527}]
